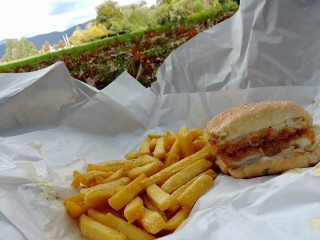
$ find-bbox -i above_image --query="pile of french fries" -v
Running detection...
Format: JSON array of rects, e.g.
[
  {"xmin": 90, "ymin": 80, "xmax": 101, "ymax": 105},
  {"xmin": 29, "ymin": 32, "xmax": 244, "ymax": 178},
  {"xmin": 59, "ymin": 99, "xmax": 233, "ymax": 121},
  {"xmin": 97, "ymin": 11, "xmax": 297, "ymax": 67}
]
[{"xmin": 64, "ymin": 125, "xmax": 217, "ymax": 240}]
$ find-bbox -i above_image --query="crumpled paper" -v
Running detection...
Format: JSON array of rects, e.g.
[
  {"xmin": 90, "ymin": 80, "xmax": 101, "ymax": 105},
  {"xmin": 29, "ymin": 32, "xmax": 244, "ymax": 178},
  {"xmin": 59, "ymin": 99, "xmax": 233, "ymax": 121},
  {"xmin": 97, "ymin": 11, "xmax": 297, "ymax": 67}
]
[
  {"xmin": 151, "ymin": 0, "xmax": 320, "ymax": 94},
  {"xmin": 1, "ymin": 0, "xmax": 320, "ymax": 239}
]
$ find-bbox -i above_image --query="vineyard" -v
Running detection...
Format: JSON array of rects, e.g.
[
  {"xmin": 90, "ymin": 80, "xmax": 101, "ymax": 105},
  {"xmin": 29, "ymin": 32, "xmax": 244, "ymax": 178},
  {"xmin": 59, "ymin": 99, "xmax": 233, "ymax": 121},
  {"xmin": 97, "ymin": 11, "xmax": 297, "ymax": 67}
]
[{"xmin": 0, "ymin": 10, "xmax": 236, "ymax": 89}]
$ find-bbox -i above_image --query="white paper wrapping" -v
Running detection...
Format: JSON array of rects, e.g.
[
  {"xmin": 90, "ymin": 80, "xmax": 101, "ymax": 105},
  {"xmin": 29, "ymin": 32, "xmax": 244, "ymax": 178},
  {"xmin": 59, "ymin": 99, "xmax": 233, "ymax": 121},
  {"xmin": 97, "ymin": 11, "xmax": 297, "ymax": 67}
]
[
  {"xmin": 151, "ymin": 0, "xmax": 320, "ymax": 94},
  {"xmin": 1, "ymin": 0, "xmax": 320, "ymax": 239}
]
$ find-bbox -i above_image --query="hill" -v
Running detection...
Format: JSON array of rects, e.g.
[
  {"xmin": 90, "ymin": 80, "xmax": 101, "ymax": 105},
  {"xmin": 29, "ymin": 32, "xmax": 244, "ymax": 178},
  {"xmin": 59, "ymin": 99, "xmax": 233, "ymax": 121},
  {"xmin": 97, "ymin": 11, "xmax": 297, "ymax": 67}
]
[{"xmin": 0, "ymin": 20, "xmax": 91, "ymax": 58}]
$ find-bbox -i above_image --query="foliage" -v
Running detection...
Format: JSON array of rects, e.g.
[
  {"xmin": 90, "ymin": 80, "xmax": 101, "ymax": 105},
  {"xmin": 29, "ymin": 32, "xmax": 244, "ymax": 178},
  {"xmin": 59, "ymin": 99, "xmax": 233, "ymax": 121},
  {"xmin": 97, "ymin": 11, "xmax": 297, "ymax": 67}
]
[
  {"xmin": 5, "ymin": 38, "xmax": 38, "ymax": 62},
  {"xmin": 58, "ymin": 40, "xmax": 65, "ymax": 49},
  {"xmin": 95, "ymin": 0, "xmax": 123, "ymax": 29},
  {"xmin": 41, "ymin": 41, "xmax": 51, "ymax": 53},
  {"xmin": 0, "ymin": 10, "xmax": 236, "ymax": 89},
  {"xmin": 155, "ymin": 4, "xmax": 171, "ymax": 24},
  {"xmin": 70, "ymin": 23, "xmax": 109, "ymax": 45},
  {"xmin": 92, "ymin": 0, "xmax": 238, "ymax": 38},
  {"xmin": 52, "ymin": 44, "xmax": 59, "ymax": 50}
]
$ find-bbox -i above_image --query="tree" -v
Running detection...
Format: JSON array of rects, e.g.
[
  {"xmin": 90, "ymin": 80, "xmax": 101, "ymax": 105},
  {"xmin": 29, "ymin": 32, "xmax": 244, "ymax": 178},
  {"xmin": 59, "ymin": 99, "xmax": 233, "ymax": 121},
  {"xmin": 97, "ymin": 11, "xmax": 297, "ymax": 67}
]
[
  {"xmin": 170, "ymin": 0, "xmax": 195, "ymax": 22},
  {"xmin": 53, "ymin": 44, "xmax": 59, "ymax": 50},
  {"xmin": 18, "ymin": 38, "xmax": 32, "ymax": 58},
  {"xmin": 0, "ymin": 54, "xmax": 6, "ymax": 63},
  {"xmin": 95, "ymin": 0, "xmax": 123, "ymax": 29},
  {"xmin": 5, "ymin": 39, "xmax": 14, "ymax": 62},
  {"xmin": 5, "ymin": 38, "xmax": 38, "ymax": 62},
  {"xmin": 140, "ymin": 1, "xmax": 147, "ymax": 7},
  {"xmin": 159, "ymin": 0, "xmax": 172, "ymax": 4},
  {"xmin": 70, "ymin": 23, "xmax": 109, "ymax": 45},
  {"xmin": 41, "ymin": 41, "xmax": 51, "ymax": 53},
  {"xmin": 30, "ymin": 42, "xmax": 38, "ymax": 51},
  {"xmin": 58, "ymin": 40, "xmax": 65, "ymax": 49},
  {"xmin": 128, "ymin": 12, "xmax": 148, "ymax": 32},
  {"xmin": 70, "ymin": 30, "xmax": 83, "ymax": 45},
  {"xmin": 109, "ymin": 20, "xmax": 123, "ymax": 35},
  {"xmin": 155, "ymin": 4, "xmax": 171, "ymax": 24},
  {"xmin": 135, "ymin": 4, "xmax": 157, "ymax": 28},
  {"xmin": 83, "ymin": 23, "xmax": 109, "ymax": 42}
]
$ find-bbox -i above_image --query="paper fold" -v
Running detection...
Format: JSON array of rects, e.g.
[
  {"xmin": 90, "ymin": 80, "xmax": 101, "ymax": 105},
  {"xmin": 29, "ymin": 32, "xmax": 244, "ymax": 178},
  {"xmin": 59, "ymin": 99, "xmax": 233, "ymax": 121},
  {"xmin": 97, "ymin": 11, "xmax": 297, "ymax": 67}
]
[{"xmin": 151, "ymin": 0, "xmax": 320, "ymax": 95}]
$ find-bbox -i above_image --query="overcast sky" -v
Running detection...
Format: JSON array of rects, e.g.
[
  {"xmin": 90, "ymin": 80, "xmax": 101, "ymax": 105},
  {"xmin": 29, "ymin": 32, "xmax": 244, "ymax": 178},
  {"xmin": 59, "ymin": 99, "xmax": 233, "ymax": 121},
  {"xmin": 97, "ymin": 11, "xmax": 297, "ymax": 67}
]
[{"xmin": 0, "ymin": 0, "xmax": 156, "ymax": 41}]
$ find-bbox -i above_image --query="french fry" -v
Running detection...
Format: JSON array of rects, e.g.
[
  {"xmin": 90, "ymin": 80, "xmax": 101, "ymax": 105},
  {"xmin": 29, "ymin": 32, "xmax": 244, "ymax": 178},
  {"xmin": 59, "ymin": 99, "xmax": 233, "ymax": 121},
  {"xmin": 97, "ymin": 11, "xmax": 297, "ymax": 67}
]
[
  {"xmin": 148, "ymin": 133, "xmax": 166, "ymax": 139},
  {"xmin": 73, "ymin": 170, "xmax": 81, "ymax": 178},
  {"xmin": 94, "ymin": 160, "xmax": 133, "ymax": 167},
  {"xmin": 71, "ymin": 171, "xmax": 81, "ymax": 187},
  {"xmin": 141, "ymin": 194, "xmax": 167, "ymax": 221},
  {"xmin": 189, "ymin": 128, "xmax": 203, "ymax": 140},
  {"xmin": 164, "ymin": 208, "xmax": 189, "ymax": 231},
  {"xmin": 149, "ymin": 138, "xmax": 157, "ymax": 152},
  {"xmin": 65, "ymin": 201, "xmax": 89, "ymax": 218},
  {"xmin": 168, "ymin": 182, "xmax": 194, "ymax": 214},
  {"xmin": 146, "ymin": 184, "xmax": 173, "ymax": 211},
  {"xmin": 178, "ymin": 125, "xmax": 195, "ymax": 157},
  {"xmin": 163, "ymin": 137, "xmax": 176, "ymax": 152},
  {"xmin": 79, "ymin": 214, "xmax": 127, "ymax": 240},
  {"xmin": 203, "ymin": 169, "xmax": 218, "ymax": 180},
  {"xmin": 80, "ymin": 170, "xmax": 114, "ymax": 187},
  {"xmin": 146, "ymin": 144, "xmax": 212, "ymax": 186},
  {"xmin": 100, "ymin": 203, "xmax": 125, "ymax": 219},
  {"xmin": 164, "ymin": 153, "xmax": 180, "ymax": 168},
  {"xmin": 153, "ymin": 137, "xmax": 166, "ymax": 160},
  {"xmin": 168, "ymin": 169, "xmax": 217, "ymax": 214},
  {"xmin": 103, "ymin": 168, "xmax": 124, "ymax": 183},
  {"xmin": 87, "ymin": 161, "xmax": 137, "ymax": 172},
  {"xmin": 64, "ymin": 192, "xmax": 84, "ymax": 204},
  {"xmin": 127, "ymin": 162, "xmax": 161, "ymax": 179},
  {"xmin": 193, "ymin": 139, "xmax": 207, "ymax": 151},
  {"xmin": 80, "ymin": 188, "xmax": 89, "ymax": 195},
  {"xmin": 138, "ymin": 207, "xmax": 166, "ymax": 234},
  {"xmin": 65, "ymin": 127, "xmax": 216, "ymax": 239},
  {"xmin": 87, "ymin": 160, "xmax": 135, "ymax": 170},
  {"xmin": 87, "ymin": 164, "xmax": 123, "ymax": 172},
  {"xmin": 168, "ymin": 138, "xmax": 181, "ymax": 156},
  {"xmin": 95, "ymin": 175, "xmax": 106, "ymax": 185},
  {"xmin": 84, "ymin": 177, "xmax": 131, "ymax": 209},
  {"xmin": 109, "ymin": 174, "xmax": 147, "ymax": 211},
  {"xmin": 125, "ymin": 150, "xmax": 139, "ymax": 160},
  {"xmin": 88, "ymin": 210, "xmax": 155, "ymax": 240},
  {"xmin": 177, "ymin": 174, "xmax": 214, "ymax": 211},
  {"xmin": 135, "ymin": 155, "xmax": 163, "ymax": 166},
  {"xmin": 139, "ymin": 137, "xmax": 151, "ymax": 156},
  {"xmin": 161, "ymin": 159, "xmax": 213, "ymax": 193},
  {"xmin": 124, "ymin": 197, "xmax": 144, "ymax": 223},
  {"xmin": 166, "ymin": 130, "xmax": 178, "ymax": 138},
  {"xmin": 84, "ymin": 186, "xmax": 122, "ymax": 209}
]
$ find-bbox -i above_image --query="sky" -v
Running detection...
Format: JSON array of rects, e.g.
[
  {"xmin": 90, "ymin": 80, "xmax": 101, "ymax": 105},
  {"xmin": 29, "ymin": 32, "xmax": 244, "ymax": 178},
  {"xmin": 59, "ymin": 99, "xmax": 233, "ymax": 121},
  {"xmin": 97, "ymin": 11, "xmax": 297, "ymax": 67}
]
[{"xmin": 0, "ymin": 0, "xmax": 156, "ymax": 41}]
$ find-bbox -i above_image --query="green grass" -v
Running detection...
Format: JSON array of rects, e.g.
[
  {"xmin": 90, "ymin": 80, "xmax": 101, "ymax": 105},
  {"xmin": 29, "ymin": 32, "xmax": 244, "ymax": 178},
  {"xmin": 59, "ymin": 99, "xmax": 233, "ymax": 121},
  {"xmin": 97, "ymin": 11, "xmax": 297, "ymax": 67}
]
[
  {"xmin": 0, "ymin": 23, "xmax": 175, "ymax": 72},
  {"xmin": 0, "ymin": 33, "xmax": 136, "ymax": 71}
]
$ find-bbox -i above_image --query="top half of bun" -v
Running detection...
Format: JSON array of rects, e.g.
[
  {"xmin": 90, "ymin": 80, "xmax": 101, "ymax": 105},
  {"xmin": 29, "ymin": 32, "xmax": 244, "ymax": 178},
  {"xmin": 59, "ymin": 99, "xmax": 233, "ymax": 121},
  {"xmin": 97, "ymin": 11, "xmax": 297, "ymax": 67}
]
[{"xmin": 206, "ymin": 101, "xmax": 313, "ymax": 142}]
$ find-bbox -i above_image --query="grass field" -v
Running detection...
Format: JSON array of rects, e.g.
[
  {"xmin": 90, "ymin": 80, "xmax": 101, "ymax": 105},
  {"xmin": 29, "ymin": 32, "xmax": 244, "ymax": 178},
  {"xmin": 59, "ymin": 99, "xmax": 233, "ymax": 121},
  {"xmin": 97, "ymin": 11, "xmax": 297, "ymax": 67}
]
[{"xmin": 0, "ymin": 9, "xmax": 237, "ymax": 89}]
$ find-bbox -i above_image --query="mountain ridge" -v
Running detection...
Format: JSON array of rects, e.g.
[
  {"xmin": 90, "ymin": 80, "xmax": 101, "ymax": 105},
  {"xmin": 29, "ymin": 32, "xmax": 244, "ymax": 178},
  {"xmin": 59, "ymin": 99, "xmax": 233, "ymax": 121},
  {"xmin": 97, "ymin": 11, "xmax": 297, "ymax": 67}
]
[{"xmin": 0, "ymin": 20, "xmax": 92, "ymax": 59}]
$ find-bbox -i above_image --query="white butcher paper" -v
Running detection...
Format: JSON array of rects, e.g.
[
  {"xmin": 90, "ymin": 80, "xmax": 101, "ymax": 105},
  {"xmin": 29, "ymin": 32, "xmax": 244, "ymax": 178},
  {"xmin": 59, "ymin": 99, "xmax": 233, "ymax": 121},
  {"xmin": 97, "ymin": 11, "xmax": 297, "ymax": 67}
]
[{"xmin": 1, "ymin": 0, "xmax": 320, "ymax": 239}]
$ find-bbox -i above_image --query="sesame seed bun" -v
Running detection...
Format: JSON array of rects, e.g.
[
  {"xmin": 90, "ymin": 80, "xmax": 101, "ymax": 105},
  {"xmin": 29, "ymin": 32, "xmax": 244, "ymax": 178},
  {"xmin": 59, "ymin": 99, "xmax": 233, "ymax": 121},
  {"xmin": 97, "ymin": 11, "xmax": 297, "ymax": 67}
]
[
  {"xmin": 206, "ymin": 101, "xmax": 319, "ymax": 178},
  {"xmin": 206, "ymin": 101, "xmax": 313, "ymax": 143}
]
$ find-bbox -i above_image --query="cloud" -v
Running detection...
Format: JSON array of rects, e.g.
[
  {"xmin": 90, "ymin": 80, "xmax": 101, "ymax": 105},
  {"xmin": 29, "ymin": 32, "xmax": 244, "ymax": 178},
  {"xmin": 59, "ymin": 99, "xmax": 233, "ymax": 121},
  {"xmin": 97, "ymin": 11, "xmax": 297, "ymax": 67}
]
[{"xmin": 49, "ymin": 0, "xmax": 84, "ymax": 15}]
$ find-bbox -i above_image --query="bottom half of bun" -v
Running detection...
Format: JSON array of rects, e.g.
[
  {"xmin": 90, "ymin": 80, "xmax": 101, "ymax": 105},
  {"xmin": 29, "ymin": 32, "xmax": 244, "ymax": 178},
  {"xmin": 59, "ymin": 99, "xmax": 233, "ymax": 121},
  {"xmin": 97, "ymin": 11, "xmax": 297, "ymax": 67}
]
[{"xmin": 216, "ymin": 143, "xmax": 320, "ymax": 179}]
